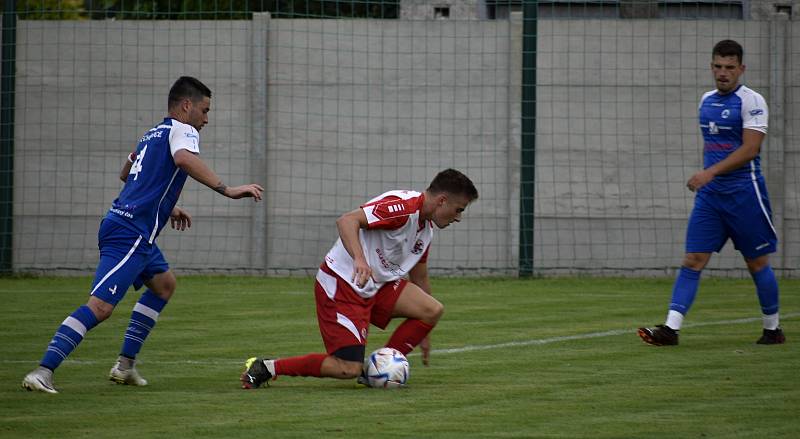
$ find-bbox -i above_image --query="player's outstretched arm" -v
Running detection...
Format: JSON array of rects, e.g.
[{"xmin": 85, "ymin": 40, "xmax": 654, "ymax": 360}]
[
  {"xmin": 223, "ymin": 184, "xmax": 265, "ymax": 200},
  {"xmin": 173, "ymin": 149, "xmax": 263, "ymax": 201}
]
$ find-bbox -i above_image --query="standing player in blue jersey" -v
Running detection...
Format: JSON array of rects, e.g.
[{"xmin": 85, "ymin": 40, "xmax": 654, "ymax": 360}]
[
  {"xmin": 638, "ymin": 40, "xmax": 785, "ymax": 346},
  {"xmin": 22, "ymin": 76, "xmax": 264, "ymax": 393}
]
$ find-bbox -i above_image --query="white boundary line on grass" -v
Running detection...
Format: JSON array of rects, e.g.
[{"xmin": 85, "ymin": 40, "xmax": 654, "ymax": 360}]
[
  {"xmin": 3, "ymin": 313, "xmax": 797, "ymax": 365},
  {"xmin": 431, "ymin": 312, "xmax": 798, "ymax": 355}
]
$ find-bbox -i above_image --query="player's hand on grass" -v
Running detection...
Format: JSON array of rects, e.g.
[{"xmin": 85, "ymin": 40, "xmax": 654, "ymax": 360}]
[
  {"xmin": 170, "ymin": 207, "xmax": 192, "ymax": 231},
  {"xmin": 420, "ymin": 335, "xmax": 431, "ymax": 366},
  {"xmin": 226, "ymin": 184, "xmax": 264, "ymax": 201}
]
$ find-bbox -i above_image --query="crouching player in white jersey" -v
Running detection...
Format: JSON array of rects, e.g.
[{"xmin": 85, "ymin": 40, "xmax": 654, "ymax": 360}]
[
  {"xmin": 241, "ymin": 169, "xmax": 478, "ymax": 388},
  {"xmin": 638, "ymin": 40, "xmax": 785, "ymax": 346},
  {"xmin": 22, "ymin": 76, "xmax": 264, "ymax": 393}
]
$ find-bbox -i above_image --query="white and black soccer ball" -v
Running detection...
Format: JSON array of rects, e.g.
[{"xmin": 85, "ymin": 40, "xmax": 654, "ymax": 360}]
[{"xmin": 363, "ymin": 347, "xmax": 410, "ymax": 388}]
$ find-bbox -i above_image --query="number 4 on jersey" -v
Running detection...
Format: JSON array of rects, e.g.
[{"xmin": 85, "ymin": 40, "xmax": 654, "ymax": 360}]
[{"xmin": 129, "ymin": 145, "xmax": 148, "ymax": 181}]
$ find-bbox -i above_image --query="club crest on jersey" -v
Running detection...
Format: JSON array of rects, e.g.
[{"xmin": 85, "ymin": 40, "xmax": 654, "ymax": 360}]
[
  {"xmin": 412, "ymin": 239, "xmax": 425, "ymax": 254},
  {"xmin": 721, "ymin": 109, "xmax": 730, "ymax": 119}
]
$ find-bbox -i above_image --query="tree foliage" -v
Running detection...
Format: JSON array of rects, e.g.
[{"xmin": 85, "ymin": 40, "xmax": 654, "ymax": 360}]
[{"xmin": 6, "ymin": 0, "xmax": 399, "ymax": 19}]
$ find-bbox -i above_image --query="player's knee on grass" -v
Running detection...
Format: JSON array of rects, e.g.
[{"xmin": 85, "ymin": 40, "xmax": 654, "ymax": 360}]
[
  {"xmin": 329, "ymin": 345, "xmax": 364, "ymax": 379},
  {"xmin": 326, "ymin": 356, "xmax": 363, "ymax": 379},
  {"xmin": 340, "ymin": 361, "xmax": 363, "ymax": 379}
]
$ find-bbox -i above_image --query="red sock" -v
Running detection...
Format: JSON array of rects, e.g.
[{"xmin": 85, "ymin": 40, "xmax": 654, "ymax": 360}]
[
  {"xmin": 275, "ymin": 353, "xmax": 326, "ymax": 377},
  {"xmin": 385, "ymin": 319, "xmax": 435, "ymax": 355}
]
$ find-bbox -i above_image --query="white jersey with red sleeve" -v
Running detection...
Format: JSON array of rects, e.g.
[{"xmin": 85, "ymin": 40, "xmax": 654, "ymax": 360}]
[{"xmin": 324, "ymin": 190, "xmax": 434, "ymax": 298}]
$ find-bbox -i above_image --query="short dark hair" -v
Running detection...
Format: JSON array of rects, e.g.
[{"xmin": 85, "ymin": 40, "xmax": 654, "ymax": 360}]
[
  {"xmin": 712, "ymin": 39, "xmax": 743, "ymax": 64},
  {"xmin": 427, "ymin": 168, "xmax": 478, "ymax": 201},
  {"xmin": 168, "ymin": 76, "xmax": 212, "ymax": 110}
]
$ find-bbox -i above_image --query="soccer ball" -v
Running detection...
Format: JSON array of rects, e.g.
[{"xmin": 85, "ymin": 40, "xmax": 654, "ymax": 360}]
[{"xmin": 363, "ymin": 347, "xmax": 410, "ymax": 388}]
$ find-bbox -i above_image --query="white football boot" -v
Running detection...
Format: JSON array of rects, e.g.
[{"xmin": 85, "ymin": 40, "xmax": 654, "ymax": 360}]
[
  {"xmin": 22, "ymin": 366, "xmax": 58, "ymax": 394},
  {"xmin": 109, "ymin": 357, "xmax": 148, "ymax": 386}
]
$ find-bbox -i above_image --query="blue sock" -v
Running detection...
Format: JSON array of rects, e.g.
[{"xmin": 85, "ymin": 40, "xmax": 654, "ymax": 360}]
[
  {"xmin": 40, "ymin": 305, "xmax": 99, "ymax": 370},
  {"xmin": 120, "ymin": 290, "xmax": 168, "ymax": 359},
  {"xmin": 668, "ymin": 266, "xmax": 702, "ymax": 315},
  {"xmin": 751, "ymin": 265, "xmax": 779, "ymax": 315}
]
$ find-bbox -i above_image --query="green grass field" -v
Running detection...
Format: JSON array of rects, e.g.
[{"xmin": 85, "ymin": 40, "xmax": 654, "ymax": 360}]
[{"xmin": 1, "ymin": 275, "xmax": 798, "ymax": 438}]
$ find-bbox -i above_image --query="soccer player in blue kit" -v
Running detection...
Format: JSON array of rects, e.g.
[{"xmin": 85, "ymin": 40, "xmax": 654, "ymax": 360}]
[
  {"xmin": 22, "ymin": 76, "xmax": 264, "ymax": 393},
  {"xmin": 638, "ymin": 40, "xmax": 785, "ymax": 346}
]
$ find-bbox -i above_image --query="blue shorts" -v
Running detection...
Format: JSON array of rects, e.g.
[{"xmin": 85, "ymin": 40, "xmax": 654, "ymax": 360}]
[
  {"xmin": 89, "ymin": 219, "xmax": 169, "ymax": 306},
  {"xmin": 686, "ymin": 178, "xmax": 777, "ymax": 259}
]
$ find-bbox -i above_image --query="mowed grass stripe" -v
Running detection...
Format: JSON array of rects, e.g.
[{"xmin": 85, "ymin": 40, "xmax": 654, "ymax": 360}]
[
  {"xmin": 4, "ymin": 311, "xmax": 798, "ymax": 363},
  {"xmin": 1, "ymin": 276, "xmax": 798, "ymax": 439}
]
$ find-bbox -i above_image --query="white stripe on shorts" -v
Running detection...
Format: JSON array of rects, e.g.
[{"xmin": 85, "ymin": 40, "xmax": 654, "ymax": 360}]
[
  {"xmin": 336, "ymin": 312, "xmax": 361, "ymax": 343},
  {"xmin": 89, "ymin": 235, "xmax": 143, "ymax": 297},
  {"xmin": 316, "ymin": 269, "xmax": 337, "ymax": 300}
]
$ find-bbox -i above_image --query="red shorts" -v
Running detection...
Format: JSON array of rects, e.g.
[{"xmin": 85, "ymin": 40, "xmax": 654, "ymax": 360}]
[{"xmin": 314, "ymin": 263, "xmax": 406, "ymax": 354}]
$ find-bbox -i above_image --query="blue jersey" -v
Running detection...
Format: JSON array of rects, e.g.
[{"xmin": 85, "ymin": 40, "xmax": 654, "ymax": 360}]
[
  {"xmin": 104, "ymin": 118, "xmax": 200, "ymax": 243},
  {"xmin": 698, "ymin": 84, "xmax": 768, "ymax": 193}
]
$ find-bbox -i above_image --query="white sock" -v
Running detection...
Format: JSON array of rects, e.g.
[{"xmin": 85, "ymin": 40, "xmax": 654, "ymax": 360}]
[
  {"xmin": 665, "ymin": 310, "xmax": 684, "ymax": 331},
  {"xmin": 263, "ymin": 359, "xmax": 276, "ymax": 377},
  {"xmin": 117, "ymin": 355, "xmax": 135, "ymax": 370},
  {"xmin": 763, "ymin": 313, "xmax": 780, "ymax": 330}
]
